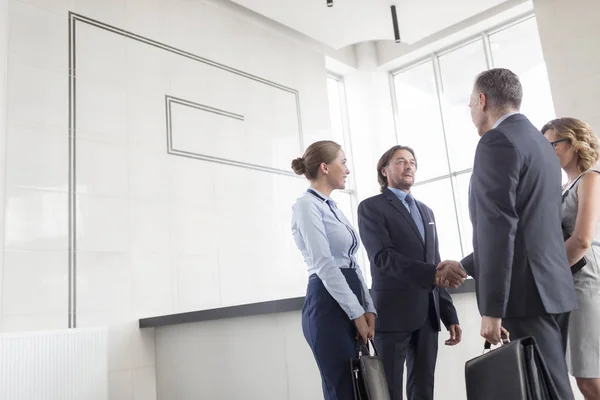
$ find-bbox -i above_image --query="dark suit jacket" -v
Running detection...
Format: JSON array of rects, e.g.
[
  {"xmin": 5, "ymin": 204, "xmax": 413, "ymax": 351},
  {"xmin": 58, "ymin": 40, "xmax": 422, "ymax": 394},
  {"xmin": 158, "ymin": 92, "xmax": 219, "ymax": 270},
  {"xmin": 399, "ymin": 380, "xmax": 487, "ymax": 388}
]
[
  {"xmin": 358, "ymin": 189, "xmax": 459, "ymax": 332},
  {"xmin": 461, "ymin": 114, "xmax": 577, "ymax": 319}
]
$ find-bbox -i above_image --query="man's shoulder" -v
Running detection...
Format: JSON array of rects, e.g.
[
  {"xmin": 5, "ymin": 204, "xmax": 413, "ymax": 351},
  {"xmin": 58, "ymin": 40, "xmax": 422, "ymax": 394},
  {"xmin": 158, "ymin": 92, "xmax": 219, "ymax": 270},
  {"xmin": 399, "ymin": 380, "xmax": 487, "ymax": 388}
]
[
  {"xmin": 477, "ymin": 124, "xmax": 527, "ymax": 159},
  {"xmin": 360, "ymin": 193, "xmax": 386, "ymax": 204},
  {"xmin": 480, "ymin": 126, "xmax": 514, "ymax": 145},
  {"xmin": 493, "ymin": 114, "xmax": 539, "ymax": 142},
  {"xmin": 358, "ymin": 193, "xmax": 387, "ymax": 210}
]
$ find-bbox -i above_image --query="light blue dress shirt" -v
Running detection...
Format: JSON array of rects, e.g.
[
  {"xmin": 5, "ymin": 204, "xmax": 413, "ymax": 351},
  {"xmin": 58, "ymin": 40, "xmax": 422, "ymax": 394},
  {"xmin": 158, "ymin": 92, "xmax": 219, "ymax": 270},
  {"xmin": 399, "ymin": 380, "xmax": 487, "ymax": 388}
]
[
  {"xmin": 388, "ymin": 187, "xmax": 425, "ymax": 240},
  {"xmin": 387, "ymin": 186, "xmax": 412, "ymax": 212},
  {"xmin": 291, "ymin": 188, "xmax": 376, "ymax": 320}
]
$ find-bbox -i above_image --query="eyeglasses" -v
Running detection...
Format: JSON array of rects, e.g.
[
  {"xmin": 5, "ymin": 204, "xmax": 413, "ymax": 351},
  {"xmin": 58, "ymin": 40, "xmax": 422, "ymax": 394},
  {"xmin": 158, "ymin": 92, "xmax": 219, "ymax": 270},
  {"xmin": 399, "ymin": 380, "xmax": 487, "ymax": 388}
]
[{"xmin": 550, "ymin": 139, "xmax": 570, "ymax": 148}]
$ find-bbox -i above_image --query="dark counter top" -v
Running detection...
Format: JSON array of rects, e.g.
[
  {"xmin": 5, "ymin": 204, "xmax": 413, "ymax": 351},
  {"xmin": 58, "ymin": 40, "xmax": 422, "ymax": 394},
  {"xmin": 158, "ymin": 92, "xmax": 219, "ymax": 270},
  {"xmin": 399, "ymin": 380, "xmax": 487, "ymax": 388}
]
[{"xmin": 139, "ymin": 279, "xmax": 475, "ymax": 328}]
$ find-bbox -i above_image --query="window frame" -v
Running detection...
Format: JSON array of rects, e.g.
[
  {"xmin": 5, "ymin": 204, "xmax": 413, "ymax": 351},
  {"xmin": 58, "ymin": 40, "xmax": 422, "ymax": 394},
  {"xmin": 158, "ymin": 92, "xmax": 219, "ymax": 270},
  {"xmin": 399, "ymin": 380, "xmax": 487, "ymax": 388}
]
[
  {"xmin": 326, "ymin": 72, "xmax": 358, "ymax": 212},
  {"xmin": 388, "ymin": 12, "xmax": 542, "ymax": 258},
  {"xmin": 327, "ymin": 72, "xmax": 372, "ymax": 282}
]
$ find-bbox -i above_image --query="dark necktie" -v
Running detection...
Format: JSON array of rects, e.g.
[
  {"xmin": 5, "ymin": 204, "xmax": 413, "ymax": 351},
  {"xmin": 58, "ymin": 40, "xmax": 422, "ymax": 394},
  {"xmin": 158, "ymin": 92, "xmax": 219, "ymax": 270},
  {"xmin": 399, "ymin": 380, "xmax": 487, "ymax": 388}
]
[{"xmin": 405, "ymin": 193, "xmax": 425, "ymax": 240}]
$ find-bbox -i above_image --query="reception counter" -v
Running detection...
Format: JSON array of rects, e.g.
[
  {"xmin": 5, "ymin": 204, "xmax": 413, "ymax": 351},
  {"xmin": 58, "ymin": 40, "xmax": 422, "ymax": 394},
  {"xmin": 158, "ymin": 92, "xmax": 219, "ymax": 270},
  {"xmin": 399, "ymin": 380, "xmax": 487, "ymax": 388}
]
[
  {"xmin": 142, "ymin": 279, "xmax": 481, "ymax": 399},
  {"xmin": 139, "ymin": 278, "xmax": 475, "ymax": 328}
]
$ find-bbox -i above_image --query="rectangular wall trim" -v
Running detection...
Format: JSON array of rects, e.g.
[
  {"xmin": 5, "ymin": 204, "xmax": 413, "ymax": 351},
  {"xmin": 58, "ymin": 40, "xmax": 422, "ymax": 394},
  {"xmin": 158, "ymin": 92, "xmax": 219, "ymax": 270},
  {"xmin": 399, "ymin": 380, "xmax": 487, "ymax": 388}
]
[
  {"xmin": 68, "ymin": 11, "xmax": 304, "ymax": 327},
  {"xmin": 165, "ymin": 95, "xmax": 297, "ymax": 176}
]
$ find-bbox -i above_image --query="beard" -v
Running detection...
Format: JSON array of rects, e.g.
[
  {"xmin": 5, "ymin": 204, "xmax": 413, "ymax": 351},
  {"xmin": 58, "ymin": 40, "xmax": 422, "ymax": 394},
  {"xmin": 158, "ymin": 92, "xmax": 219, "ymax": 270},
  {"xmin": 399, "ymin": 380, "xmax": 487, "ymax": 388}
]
[{"xmin": 391, "ymin": 175, "xmax": 413, "ymax": 191}]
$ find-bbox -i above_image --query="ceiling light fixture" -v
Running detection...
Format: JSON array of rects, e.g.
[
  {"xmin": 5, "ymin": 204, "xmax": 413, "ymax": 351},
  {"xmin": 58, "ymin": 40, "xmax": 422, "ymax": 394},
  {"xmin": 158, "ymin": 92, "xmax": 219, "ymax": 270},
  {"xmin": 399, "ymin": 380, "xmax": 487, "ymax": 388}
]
[
  {"xmin": 390, "ymin": 5, "xmax": 401, "ymax": 43},
  {"xmin": 327, "ymin": 0, "xmax": 333, "ymax": 7}
]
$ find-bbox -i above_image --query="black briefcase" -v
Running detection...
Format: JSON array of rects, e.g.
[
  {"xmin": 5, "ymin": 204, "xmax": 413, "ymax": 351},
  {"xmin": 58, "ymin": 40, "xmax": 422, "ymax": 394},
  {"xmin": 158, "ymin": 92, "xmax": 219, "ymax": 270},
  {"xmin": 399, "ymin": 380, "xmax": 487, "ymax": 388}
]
[
  {"xmin": 465, "ymin": 336, "xmax": 559, "ymax": 400},
  {"xmin": 350, "ymin": 340, "xmax": 391, "ymax": 400}
]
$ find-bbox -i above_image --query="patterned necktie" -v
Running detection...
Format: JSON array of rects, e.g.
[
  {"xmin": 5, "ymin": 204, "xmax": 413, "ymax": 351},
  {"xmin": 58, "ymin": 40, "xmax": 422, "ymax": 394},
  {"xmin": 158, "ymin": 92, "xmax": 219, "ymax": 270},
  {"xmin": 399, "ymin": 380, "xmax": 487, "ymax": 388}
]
[{"xmin": 405, "ymin": 193, "xmax": 425, "ymax": 240}]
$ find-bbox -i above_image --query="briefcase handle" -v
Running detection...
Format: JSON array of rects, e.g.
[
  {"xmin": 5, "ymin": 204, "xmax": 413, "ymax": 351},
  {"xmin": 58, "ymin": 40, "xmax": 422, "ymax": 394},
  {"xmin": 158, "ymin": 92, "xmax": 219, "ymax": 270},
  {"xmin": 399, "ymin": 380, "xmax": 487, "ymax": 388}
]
[
  {"xmin": 483, "ymin": 328, "xmax": 510, "ymax": 354},
  {"xmin": 357, "ymin": 339, "xmax": 380, "ymax": 357}
]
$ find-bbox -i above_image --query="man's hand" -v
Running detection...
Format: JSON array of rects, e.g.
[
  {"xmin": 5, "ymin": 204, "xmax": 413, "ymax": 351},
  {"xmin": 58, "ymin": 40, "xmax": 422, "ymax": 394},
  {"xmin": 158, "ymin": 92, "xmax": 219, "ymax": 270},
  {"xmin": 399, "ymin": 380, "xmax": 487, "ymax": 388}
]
[
  {"xmin": 435, "ymin": 260, "xmax": 467, "ymax": 288},
  {"xmin": 480, "ymin": 316, "xmax": 506, "ymax": 345},
  {"xmin": 445, "ymin": 324, "xmax": 462, "ymax": 346},
  {"xmin": 365, "ymin": 312, "xmax": 376, "ymax": 340}
]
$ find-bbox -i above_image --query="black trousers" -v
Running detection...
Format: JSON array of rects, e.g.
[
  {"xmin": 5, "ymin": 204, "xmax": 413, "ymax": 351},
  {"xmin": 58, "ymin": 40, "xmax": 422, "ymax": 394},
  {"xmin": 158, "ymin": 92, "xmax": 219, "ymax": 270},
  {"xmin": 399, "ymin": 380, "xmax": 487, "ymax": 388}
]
[
  {"xmin": 301, "ymin": 269, "xmax": 364, "ymax": 400},
  {"xmin": 375, "ymin": 316, "xmax": 438, "ymax": 400},
  {"xmin": 503, "ymin": 312, "xmax": 574, "ymax": 400}
]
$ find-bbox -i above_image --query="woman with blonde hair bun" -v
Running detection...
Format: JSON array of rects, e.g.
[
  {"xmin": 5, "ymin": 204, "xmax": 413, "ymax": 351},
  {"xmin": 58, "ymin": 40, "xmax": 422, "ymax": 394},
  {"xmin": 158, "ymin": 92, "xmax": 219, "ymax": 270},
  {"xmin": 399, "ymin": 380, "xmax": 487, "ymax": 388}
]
[{"xmin": 543, "ymin": 117, "xmax": 600, "ymax": 400}]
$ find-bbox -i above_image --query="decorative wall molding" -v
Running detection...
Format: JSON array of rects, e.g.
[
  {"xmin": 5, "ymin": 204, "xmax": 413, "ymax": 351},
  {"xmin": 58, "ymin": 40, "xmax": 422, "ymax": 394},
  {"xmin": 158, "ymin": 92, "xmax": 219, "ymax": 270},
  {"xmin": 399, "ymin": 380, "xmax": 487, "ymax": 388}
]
[
  {"xmin": 68, "ymin": 12, "xmax": 304, "ymax": 328},
  {"xmin": 166, "ymin": 95, "xmax": 297, "ymax": 176}
]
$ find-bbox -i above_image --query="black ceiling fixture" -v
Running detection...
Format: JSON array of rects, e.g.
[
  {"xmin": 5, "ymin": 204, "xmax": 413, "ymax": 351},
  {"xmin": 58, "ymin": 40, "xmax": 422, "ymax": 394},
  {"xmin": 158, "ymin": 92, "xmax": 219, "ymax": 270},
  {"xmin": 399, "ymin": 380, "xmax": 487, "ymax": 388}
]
[
  {"xmin": 390, "ymin": 5, "xmax": 401, "ymax": 43},
  {"xmin": 327, "ymin": 0, "xmax": 333, "ymax": 7}
]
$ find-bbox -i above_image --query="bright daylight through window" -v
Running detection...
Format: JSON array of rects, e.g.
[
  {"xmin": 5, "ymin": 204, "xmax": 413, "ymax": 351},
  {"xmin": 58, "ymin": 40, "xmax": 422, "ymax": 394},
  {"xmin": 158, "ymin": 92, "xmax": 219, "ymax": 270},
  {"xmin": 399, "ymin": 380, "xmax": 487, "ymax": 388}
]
[
  {"xmin": 392, "ymin": 15, "xmax": 555, "ymax": 260},
  {"xmin": 326, "ymin": 74, "xmax": 356, "ymax": 226}
]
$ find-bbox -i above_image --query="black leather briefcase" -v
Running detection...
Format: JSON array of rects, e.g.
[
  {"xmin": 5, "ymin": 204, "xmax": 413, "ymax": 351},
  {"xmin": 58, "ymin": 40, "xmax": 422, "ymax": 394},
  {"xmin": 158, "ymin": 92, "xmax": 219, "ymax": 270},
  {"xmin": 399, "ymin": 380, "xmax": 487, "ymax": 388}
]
[
  {"xmin": 350, "ymin": 340, "xmax": 390, "ymax": 400},
  {"xmin": 465, "ymin": 336, "xmax": 559, "ymax": 400}
]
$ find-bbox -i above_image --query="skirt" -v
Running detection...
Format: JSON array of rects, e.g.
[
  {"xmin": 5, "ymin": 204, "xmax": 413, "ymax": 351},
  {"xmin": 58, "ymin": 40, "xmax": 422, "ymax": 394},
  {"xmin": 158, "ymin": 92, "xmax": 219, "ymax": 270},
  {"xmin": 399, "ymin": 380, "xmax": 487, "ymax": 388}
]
[{"xmin": 302, "ymin": 268, "xmax": 365, "ymax": 400}]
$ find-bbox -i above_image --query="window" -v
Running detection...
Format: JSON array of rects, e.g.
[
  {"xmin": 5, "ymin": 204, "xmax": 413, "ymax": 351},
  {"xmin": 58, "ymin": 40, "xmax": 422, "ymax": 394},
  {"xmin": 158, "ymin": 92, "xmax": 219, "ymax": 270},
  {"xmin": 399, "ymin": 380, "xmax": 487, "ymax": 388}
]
[
  {"xmin": 327, "ymin": 77, "xmax": 347, "ymax": 157},
  {"xmin": 438, "ymin": 39, "xmax": 487, "ymax": 172},
  {"xmin": 393, "ymin": 61, "xmax": 448, "ymax": 181},
  {"xmin": 411, "ymin": 179, "xmax": 463, "ymax": 260},
  {"xmin": 453, "ymin": 172, "xmax": 473, "ymax": 255},
  {"xmin": 488, "ymin": 17, "xmax": 555, "ymax": 130},
  {"xmin": 391, "ymin": 15, "xmax": 555, "ymax": 259},
  {"xmin": 326, "ymin": 74, "xmax": 356, "ymax": 222},
  {"xmin": 326, "ymin": 74, "xmax": 371, "ymax": 282}
]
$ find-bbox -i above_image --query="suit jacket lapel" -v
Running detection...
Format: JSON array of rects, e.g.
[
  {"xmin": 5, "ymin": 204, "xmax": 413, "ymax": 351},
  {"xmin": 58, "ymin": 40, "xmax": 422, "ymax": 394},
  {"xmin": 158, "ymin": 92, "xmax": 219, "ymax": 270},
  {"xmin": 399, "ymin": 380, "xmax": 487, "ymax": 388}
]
[{"xmin": 383, "ymin": 189, "xmax": 425, "ymax": 246}]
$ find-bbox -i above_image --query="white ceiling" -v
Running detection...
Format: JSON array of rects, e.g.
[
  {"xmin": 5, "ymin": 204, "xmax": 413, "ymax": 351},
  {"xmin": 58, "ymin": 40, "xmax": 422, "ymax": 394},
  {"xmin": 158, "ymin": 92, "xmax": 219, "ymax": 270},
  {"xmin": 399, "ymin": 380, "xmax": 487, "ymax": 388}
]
[{"xmin": 230, "ymin": 0, "xmax": 512, "ymax": 49}]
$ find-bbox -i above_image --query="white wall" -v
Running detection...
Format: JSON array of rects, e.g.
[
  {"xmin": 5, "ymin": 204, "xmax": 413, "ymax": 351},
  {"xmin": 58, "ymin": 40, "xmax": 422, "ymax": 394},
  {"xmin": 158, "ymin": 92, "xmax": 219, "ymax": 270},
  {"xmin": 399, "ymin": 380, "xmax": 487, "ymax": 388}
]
[
  {"xmin": 3, "ymin": 0, "xmax": 331, "ymax": 398},
  {"xmin": 533, "ymin": 0, "xmax": 600, "ymax": 131},
  {"xmin": 155, "ymin": 293, "xmax": 484, "ymax": 400},
  {"xmin": 0, "ymin": 0, "xmax": 7, "ymax": 334}
]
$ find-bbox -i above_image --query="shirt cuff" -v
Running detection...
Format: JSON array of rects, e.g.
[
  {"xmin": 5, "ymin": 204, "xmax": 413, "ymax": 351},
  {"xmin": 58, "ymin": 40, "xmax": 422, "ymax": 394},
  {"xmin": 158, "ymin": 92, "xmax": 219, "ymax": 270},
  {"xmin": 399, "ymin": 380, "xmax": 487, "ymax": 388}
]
[{"xmin": 347, "ymin": 306, "xmax": 366, "ymax": 320}]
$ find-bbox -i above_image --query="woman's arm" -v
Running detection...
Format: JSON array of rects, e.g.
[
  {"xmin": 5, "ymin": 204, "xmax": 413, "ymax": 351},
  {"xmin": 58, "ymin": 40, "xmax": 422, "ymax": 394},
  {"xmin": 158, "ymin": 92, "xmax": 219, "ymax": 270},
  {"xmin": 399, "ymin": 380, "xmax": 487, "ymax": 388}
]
[
  {"xmin": 355, "ymin": 262, "xmax": 376, "ymax": 315},
  {"xmin": 566, "ymin": 172, "xmax": 600, "ymax": 266},
  {"xmin": 294, "ymin": 199, "xmax": 365, "ymax": 320}
]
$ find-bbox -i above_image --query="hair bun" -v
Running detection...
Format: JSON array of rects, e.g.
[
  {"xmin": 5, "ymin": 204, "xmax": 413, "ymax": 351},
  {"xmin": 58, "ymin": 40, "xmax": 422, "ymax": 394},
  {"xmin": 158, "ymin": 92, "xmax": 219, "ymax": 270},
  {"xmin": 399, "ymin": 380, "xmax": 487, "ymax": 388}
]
[{"xmin": 291, "ymin": 157, "xmax": 306, "ymax": 175}]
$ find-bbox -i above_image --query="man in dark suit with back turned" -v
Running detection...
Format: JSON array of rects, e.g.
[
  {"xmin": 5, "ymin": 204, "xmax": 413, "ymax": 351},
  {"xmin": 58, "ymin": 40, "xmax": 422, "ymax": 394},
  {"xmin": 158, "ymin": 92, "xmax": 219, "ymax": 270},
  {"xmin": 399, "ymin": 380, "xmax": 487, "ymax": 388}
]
[
  {"xmin": 357, "ymin": 145, "xmax": 467, "ymax": 400},
  {"xmin": 438, "ymin": 68, "xmax": 578, "ymax": 399}
]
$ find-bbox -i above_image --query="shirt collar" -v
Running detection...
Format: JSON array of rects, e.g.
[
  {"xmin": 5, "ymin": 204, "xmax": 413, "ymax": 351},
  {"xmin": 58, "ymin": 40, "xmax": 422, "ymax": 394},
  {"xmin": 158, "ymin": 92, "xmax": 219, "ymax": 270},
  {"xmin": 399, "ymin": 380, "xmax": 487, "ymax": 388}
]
[
  {"xmin": 307, "ymin": 188, "xmax": 335, "ymax": 205},
  {"xmin": 387, "ymin": 186, "xmax": 410, "ymax": 202},
  {"xmin": 492, "ymin": 111, "xmax": 519, "ymax": 129}
]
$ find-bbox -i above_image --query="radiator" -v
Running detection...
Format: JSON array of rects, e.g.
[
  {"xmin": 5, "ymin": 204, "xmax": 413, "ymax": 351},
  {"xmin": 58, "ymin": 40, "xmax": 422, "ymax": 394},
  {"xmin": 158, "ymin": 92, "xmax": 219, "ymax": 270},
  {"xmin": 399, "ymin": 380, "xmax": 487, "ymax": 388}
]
[{"xmin": 0, "ymin": 327, "xmax": 108, "ymax": 400}]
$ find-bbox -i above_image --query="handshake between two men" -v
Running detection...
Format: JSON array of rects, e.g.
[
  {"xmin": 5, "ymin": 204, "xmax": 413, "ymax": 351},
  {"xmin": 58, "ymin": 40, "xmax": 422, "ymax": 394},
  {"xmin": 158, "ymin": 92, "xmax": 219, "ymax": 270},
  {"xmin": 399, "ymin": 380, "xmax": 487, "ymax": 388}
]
[{"xmin": 435, "ymin": 260, "xmax": 468, "ymax": 288}]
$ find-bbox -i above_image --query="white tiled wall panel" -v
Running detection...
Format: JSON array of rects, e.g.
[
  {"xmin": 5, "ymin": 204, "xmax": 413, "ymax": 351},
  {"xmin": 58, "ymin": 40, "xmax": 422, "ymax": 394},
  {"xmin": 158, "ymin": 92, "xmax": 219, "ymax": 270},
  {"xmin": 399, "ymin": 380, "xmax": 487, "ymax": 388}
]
[
  {"xmin": 0, "ymin": 0, "xmax": 8, "ymax": 334},
  {"xmin": 2, "ymin": 250, "xmax": 67, "ymax": 316},
  {"xmin": 4, "ymin": 0, "xmax": 330, "ymax": 398}
]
